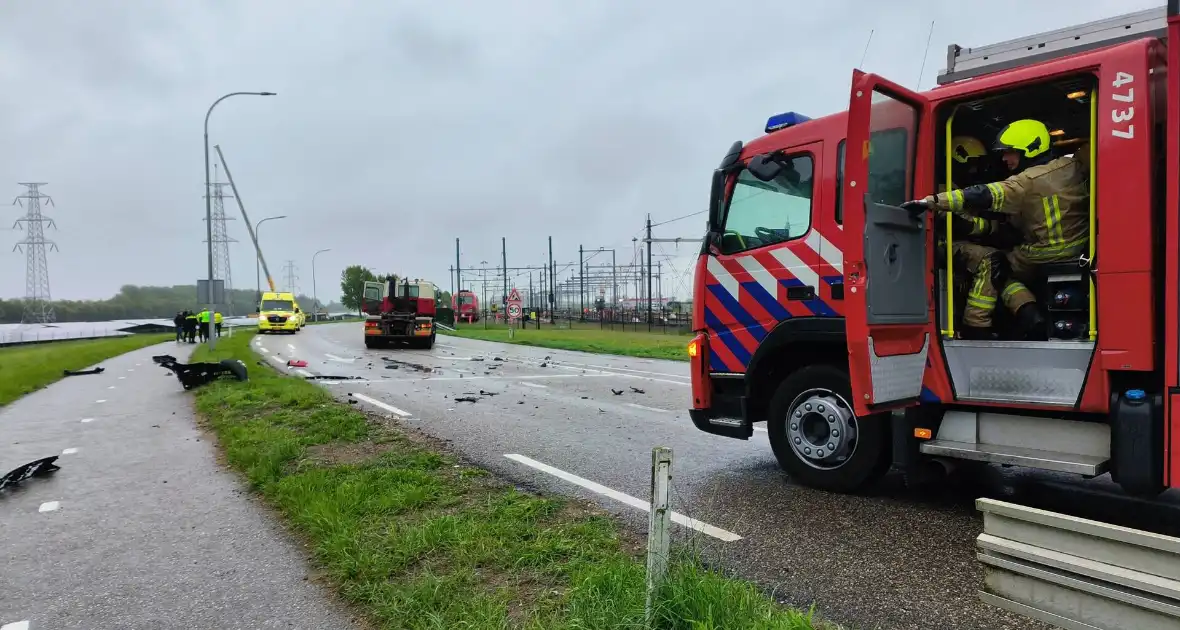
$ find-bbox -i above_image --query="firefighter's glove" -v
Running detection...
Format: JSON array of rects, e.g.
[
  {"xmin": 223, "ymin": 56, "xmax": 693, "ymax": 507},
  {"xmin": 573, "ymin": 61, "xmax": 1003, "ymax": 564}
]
[
  {"xmin": 900, "ymin": 196, "xmax": 935, "ymax": 217},
  {"xmin": 935, "ymin": 210, "xmax": 977, "ymax": 240}
]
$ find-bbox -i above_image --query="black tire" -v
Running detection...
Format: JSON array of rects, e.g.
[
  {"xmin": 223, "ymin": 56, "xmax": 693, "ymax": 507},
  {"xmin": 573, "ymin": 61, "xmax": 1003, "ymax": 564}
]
[
  {"xmin": 767, "ymin": 364, "xmax": 891, "ymax": 493},
  {"xmin": 422, "ymin": 334, "xmax": 435, "ymax": 350}
]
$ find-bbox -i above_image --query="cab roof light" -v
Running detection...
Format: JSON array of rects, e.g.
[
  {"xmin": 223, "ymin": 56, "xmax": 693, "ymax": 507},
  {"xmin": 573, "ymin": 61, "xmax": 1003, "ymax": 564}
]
[
  {"xmin": 765, "ymin": 112, "xmax": 811, "ymax": 134},
  {"xmin": 1066, "ymin": 90, "xmax": 1087, "ymax": 100},
  {"xmin": 1049, "ymin": 129, "xmax": 1065, "ymax": 136}
]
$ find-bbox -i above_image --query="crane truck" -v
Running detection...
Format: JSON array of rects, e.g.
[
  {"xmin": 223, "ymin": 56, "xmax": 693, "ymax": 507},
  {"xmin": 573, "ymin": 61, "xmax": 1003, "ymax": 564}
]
[
  {"xmin": 688, "ymin": 4, "xmax": 1180, "ymax": 501},
  {"xmin": 362, "ymin": 276, "xmax": 437, "ymax": 349}
]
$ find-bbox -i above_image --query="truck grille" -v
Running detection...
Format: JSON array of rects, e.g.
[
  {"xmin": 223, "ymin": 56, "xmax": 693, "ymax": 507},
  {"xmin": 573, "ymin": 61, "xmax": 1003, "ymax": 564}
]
[{"xmin": 268, "ymin": 315, "xmax": 288, "ymax": 323}]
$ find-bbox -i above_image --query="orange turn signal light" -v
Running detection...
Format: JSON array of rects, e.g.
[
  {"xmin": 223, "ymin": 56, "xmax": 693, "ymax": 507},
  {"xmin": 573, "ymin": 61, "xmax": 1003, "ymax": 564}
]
[
  {"xmin": 914, "ymin": 428, "xmax": 933, "ymax": 440},
  {"xmin": 687, "ymin": 340, "xmax": 699, "ymax": 358}
]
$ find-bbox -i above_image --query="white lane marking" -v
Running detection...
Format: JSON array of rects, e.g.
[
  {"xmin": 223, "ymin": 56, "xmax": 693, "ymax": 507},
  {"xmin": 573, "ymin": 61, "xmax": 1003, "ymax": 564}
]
[
  {"xmin": 406, "ymin": 373, "xmax": 617, "ymax": 383},
  {"xmin": 287, "ymin": 343, "xmax": 296, "ymax": 351},
  {"xmin": 559, "ymin": 361, "xmax": 690, "ymax": 381},
  {"xmin": 324, "ymin": 353, "xmax": 356, "ymax": 362},
  {"xmin": 118, "ymin": 376, "xmax": 126, "ymax": 380},
  {"xmin": 626, "ymin": 403, "xmax": 670, "ymax": 414},
  {"xmin": 39, "ymin": 501, "xmax": 60, "ymax": 513},
  {"xmin": 127, "ymin": 369, "xmax": 134, "ymax": 372},
  {"xmin": 108, "ymin": 386, "xmax": 116, "ymax": 390},
  {"xmin": 135, "ymin": 363, "xmax": 141, "ymax": 366},
  {"xmin": 2, "ymin": 621, "xmax": 30, "ymax": 630},
  {"xmin": 504, "ymin": 454, "xmax": 742, "ymax": 542},
  {"xmin": 518, "ymin": 382, "xmax": 547, "ymax": 389},
  {"xmin": 350, "ymin": 392, "xmax": 412, "ymax": 417},
  {"xmin": 259, "ymin": 347, "xmax": 270, "ymax": 353},
  {"xmin": 80, "ymin": 418, "xmax": 94, "ymax": 423},
  {"xmin": 95, "ymin": 400, "xmax": 106, "ymax": 404},
  {"xmin": 62, "ymin": 447, "xmax": 79, "ymax": 455},
  {"xmin": 268, "ymin": 355, "xmax": 286, "ymax": 365},
  {"xmin": 296, "ymin": 369, "xmax": 314, "ymax": 377},
  {"xmin": 503, "ymin": 357, "xmax": 690, "ymax": 387}
]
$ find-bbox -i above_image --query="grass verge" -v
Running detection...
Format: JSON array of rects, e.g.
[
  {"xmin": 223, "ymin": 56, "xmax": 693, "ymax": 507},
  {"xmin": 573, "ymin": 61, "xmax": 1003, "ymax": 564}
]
[
  {"xmin": 0, "ymin": 333, "xmax": 171, "ymax": 407},
  {"xmin": 192, "ymin": 332, "xmax": 816, "ymax": 629},
  {"xmin": 443, "ymin": 324, "xmax": 690, "ymax": 362}
]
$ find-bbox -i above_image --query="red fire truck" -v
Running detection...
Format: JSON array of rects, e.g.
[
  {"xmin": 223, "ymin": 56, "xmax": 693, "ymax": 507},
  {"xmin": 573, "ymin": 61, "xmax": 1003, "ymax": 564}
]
[{"xmin": 688, "ymin": 5, "xmax": 1180, "ymax": 499}]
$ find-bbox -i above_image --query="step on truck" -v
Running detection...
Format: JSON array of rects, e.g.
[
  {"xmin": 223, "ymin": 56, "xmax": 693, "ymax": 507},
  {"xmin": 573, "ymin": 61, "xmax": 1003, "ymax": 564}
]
[
  {"xmin": 362, "ymin": 276, "xmax": 437, "ymax": 350},
  {"xmin": 689, "ymin": 4, "xmax": 1180, "ymax": 499}
]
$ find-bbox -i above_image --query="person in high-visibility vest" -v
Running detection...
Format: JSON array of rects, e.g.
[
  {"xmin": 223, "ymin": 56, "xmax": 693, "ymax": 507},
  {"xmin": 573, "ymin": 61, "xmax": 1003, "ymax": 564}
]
[
  {"xmin": 214, "ymin": 311, "xmax": 224, "ymax": 337},
  {"xmin": 197, "ymin": 309, "xmax": 211, "ymax": 342}
]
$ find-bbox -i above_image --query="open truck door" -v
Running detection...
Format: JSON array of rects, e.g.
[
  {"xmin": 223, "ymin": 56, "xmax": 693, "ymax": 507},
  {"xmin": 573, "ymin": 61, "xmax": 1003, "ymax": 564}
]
[
  {"xmin": 841, "ymin": 71, "xmax": 933, "ymax": 417},
  {"xmin": 360, "ymin": 280, "xmax": 384, "ymax": 316}
]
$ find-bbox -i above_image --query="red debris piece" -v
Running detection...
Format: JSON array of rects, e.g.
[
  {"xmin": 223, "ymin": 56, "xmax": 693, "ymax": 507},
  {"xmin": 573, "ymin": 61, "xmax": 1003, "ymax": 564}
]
[{"xmin": 287, "ymin": 359, "xmax": 308, "ymax": 368}]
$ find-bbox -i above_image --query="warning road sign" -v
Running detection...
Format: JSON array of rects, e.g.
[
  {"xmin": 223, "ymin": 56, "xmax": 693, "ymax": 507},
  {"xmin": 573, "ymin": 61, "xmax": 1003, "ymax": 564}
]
[{"xmin": 507, "ymin": 287, "xmax": 522, "ymax": 303}]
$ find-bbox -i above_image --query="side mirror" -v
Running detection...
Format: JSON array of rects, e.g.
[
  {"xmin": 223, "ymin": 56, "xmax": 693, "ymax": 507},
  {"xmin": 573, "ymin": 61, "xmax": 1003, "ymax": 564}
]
[
  {"xmin": 747, "ymin": 154, "xmax": 783, "ymax": 182},
  {"xmin": 707, "ymin": 169, "xmax": 726, "ymax": 230}
]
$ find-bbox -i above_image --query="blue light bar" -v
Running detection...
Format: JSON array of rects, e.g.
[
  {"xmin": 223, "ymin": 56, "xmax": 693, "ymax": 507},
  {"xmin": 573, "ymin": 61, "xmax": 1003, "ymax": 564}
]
[{"xmin": 765, "ymin": 112, "xmax": 811, "ymax": 134}]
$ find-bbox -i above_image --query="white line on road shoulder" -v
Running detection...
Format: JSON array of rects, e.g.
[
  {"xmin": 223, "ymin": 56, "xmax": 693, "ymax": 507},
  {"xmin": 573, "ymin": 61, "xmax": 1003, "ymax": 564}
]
[
  {"xmin": 324, "ymin": 353, "xmax": 355, "ymax": 362},
  {"xmin": 518, "ymin": 382, "xmax": 547, "ymax": 389},
  {"xmin": 95, "ymin": 400, "xmax": 106, "ymax": 404},
  {"xmin": 625, "ymin": 402, "xmax": 670, "ymax": 413},
  {"xmin": 1, "ymin": 620, "xmax": 30, "ymax": 630},
  {"xmin": 503, "ymin": 454, "xmax": 742, "ymax": 542},
  {"xmin": 349, "ymin": 392, "xmax": 412, "ymax": 418},
  {"xmin": 62, "ymin": 447, "xmax": 79, "ymax": 455},
  {"xmin": 118, "ymin": 376, "xmax": 126, "ymax": 380},
  {"xmin": 38, "ymin": 501, "xmax": 60, "ymax": 513},
  {"xmin": 80, "ymin": 418, "xmax": 94, "ymax": 423},
  {"xmin": 295, "ymin": 369, "xmax": 314, "ymax": 377},
  {"xmin": 259, "ymin": 347, "xmax": 269, "ymax": 353},
  {"xmin": 287, "ymin": 343, "xmax": 296, "ymax": 351},
  {"xmin": 107, "ymin": 386, "xmax": 116, "ymax": 390}
]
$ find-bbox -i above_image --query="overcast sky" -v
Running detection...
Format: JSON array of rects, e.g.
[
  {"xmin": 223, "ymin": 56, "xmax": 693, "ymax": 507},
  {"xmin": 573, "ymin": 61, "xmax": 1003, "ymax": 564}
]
[{"xmin": 0, "ymin": 0, "xmax": 1155, "ymax": 304}]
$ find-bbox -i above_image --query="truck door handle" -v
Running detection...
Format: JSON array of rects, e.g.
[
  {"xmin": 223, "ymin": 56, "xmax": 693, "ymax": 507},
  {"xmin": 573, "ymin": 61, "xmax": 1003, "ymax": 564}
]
[{"xmin": 786, "ymin": 286, "xmax": 816, "ymax": 301}]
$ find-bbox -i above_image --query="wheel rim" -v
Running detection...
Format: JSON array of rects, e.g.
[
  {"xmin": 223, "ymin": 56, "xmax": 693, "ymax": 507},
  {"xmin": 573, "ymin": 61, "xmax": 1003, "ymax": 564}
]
[{"xmin": 784, "ymin": 388, "xmax": 858, "ymax": 470}]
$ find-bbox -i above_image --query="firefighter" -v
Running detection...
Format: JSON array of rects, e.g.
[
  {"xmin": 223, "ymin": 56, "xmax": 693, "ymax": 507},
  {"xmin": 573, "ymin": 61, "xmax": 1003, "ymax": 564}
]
[{"xmin": 903, "ymin": 119, "xmax": 1089, "ymax": 340}]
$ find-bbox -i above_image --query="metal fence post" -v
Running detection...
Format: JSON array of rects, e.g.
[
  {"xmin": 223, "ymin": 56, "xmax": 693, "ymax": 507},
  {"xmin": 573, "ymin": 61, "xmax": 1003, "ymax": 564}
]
[{"xmin": 646, "ymin": 446, "xmax": 673, "ymax": 626}]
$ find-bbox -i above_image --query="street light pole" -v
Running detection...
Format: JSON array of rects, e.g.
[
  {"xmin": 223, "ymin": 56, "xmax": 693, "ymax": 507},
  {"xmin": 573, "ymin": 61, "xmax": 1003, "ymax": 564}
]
[
  {"xmin": 204, "ymin": 90, "xmax": 275, "ymax": 350},
  {"xmin": 311, "ymin": 248, "xmax": 331, "ymax": 322},
  {"xmin": 254, "ymin": 215, "xmax": 287, "ymax": 308}
]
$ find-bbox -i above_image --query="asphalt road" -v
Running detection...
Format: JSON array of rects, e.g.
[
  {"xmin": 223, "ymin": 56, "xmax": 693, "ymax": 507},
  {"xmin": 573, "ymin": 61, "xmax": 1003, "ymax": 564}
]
[
  {"xmin": 269, "ymin": 323, "xmax": 1180, "ymax": 630},
  {"xmin": 0, "ymin": 342, "xmax": 360, "ymax": 630}
]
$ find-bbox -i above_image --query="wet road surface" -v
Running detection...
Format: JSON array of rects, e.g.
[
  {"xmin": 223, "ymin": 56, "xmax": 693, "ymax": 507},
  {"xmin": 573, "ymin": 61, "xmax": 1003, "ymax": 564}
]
[
  {"xmin": 269, "ymin": 323, "xmax": 1180, "ymax": 630},
  {"xmin": 0, "ymin": 342, "xmax": 360, "ymax": 630}
]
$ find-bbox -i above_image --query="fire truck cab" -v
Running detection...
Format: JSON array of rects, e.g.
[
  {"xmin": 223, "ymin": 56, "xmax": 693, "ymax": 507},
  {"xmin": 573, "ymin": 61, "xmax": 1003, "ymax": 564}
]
[{"xmin": 689, "ymin": 5, "xmax": 1180, "ymax": 498}]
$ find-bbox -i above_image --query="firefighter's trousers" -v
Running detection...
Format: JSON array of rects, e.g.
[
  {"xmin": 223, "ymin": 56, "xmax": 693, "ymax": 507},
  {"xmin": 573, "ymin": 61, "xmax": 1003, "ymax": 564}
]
[{"xmin": 952, "ymin": 242, "xmax": 1037, "ymax": 329}]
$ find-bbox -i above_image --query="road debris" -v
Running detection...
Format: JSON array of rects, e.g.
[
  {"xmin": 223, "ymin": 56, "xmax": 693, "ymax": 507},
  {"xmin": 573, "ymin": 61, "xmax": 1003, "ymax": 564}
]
[
  {"xmin": 304, "ymin": 375, "xmax": 364, "ymax": 380},
  {"xmin": 454, "ymin": 396, "xmax": 479, "ymax": 403},
  {"xmin": 471, "ymin": 357, "xmax": 485, "ymax": 362},
  {"xmin": 630, "ymin": 387, "xmax": 645, "ymax": 394},
  {"xmin": 286, "ymin": 359, "xmax": 309, "ymax": 368},
  {"xmin": 493, "ymin": 357, "xmax": 504, "ymax": 362},
  {"xmin": 63, "ymin": 366, "xmax": 104, "ymax": 376},
  {"xmin": 152, "ymin": 355, "xmax": 248, "ymax": 390},
  {"xmin": 0, "ymin": 455, "xmax": 60, "ymax": 491},
  {"xmin": 611, "ymin": 389, "xmax": 624, "ymax": 396},
  {"xmin": 478, "ymin": 390, "xmax": 499, "ymax": 396}
]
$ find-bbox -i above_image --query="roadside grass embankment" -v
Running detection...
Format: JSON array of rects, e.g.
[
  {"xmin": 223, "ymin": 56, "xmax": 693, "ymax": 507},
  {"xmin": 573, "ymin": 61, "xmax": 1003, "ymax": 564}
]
[
  {"xmin": 443, "ymin": 322, "xmax": 690, "ymax": 362},
  {"xmin": 0, "ymin": 333, "xmax": 171, "ymax": 407},
  {"xmin": 192, "ymin": 331, "xmax": 816, "ymax": 629}
]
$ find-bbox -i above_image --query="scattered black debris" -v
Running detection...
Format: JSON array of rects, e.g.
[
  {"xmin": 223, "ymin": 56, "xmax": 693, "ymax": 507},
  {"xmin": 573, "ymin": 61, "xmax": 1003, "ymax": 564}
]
[
  {"xmin": 386, "ymin": 364, "xmax": 399, "ymax": 370},
  {"xmin": 454, "ymin": 396, "xmax": 479, "ymax": 403},
  {"xmin": 611, "ymin": 389, "xmax": 624, "ymax": 396},
  {"xmin": 540, "ymin": 362, "xmax": 548, "ymax": 368},
  {"xmin": 581, "ymin": 396, "xmax": 589, "ymax": 400},
  {"xmin": 152, "ymin": 355, "xmax": 248, "ymax": 390},
  {"xmin": 0, "ymin": 456, "xmax": 60, "ymax": 491},
  {"xmin": 305, "ymin": 375, "xmax": 364, "ymax": 380},
  {"xmin": 471, "ymin": 357, "xmax": 485, "ymax": 362},
  {"xmin": 598, "ymin": 408, "xmax": 605, "ymax": 413},
  {"xmin": 544, "ymin": 356, "xmax": 551, "ymax": 360},
  {"xmin": 63, "ymin": 367, "xmax": 104, "ymax": 376},
  {"xmin": 493, "ymin": 357, "xmax": 504, "ymax": 362},
  {"xmin": 488, "ymin": 365, "xmax": 500, "ymax": 370},
  {"xmin": 479, "ymin": 390, "xmax": 499, "ymax": 396},
  {"xmin": 382, "ymin": 357, "xmax": 436, "ymax": 373},
  {"xmin": 348, "ymin": 399, "xmax": 358, "ymax": 405},
  {"xmin": 151, "ymin": 424, "xmax": 160, "ymax": 428},
  {"xmin": 517, "ymin": 401, "xmax": 524, "ymax": 404},
  {"xmin": 630, "ymin": 387, "xmax": 646, "ymax": 394}
]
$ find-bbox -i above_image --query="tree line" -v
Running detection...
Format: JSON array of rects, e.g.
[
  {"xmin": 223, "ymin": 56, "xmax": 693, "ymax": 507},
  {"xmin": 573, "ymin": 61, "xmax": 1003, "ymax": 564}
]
[{"xmin": 0, "ymin": 284, "xmax": 326, "ymax": 324}]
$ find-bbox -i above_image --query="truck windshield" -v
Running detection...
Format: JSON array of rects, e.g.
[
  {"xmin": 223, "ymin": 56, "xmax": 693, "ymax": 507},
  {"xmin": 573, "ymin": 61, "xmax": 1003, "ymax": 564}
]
[
  {"xmin": 261, "ymin": 299, "xmax": 293, "ymax": 311},
  {"xmin": 720, "ymin": 154, "xmax": 814, "ymax": 255}
]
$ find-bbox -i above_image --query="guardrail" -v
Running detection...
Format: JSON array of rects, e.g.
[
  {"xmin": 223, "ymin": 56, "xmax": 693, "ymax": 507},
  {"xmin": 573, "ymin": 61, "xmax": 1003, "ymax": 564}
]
[{"xmin": 976, "ymin": 498, "xmax": 1180, "ymax": 629}]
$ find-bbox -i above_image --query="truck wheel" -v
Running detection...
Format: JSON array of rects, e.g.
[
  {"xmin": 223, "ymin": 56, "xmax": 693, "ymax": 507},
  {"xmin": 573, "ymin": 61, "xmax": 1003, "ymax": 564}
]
[{"xmin": 767, "ymin": 364, "xmax": 890, "ymax": 493}]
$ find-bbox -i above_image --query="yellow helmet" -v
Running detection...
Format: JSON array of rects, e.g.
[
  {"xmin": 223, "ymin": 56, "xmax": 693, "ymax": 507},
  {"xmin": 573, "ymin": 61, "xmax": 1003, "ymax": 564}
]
[
  {"xmin": 951, "ymin": 136, "xmax": 987, "ymax": 164},
  {"xmin": 993, "ymin": 119, "xmax": 1051, "ymax": 159}
]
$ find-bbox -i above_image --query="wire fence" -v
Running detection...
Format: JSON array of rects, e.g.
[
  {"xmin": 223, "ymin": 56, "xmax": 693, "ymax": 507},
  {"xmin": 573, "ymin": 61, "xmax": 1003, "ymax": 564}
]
[{"xmin": 452, "ymin": 307, "xmax": 693, "ymax": 335}]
